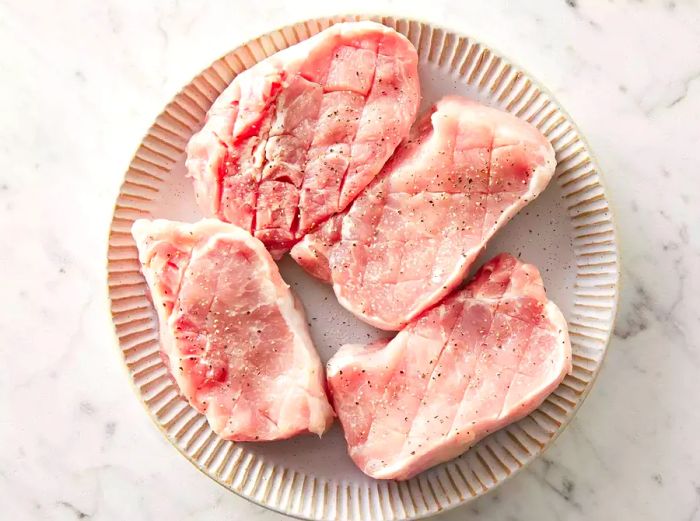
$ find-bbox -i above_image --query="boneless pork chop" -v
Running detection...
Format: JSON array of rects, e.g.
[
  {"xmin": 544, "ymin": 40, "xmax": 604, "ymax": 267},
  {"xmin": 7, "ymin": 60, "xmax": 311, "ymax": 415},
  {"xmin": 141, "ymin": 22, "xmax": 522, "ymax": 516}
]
[
  {"xmin": 327, "ymin": 254, "xmax": 571, "ymax": 480},
  {"xmin": 186, "ymin": 21, "xmax": 420, "ymax": 257},
  {"xmin": 132, "ymin": 219, "xmax": 334, "ymax": 441},
  {"xmin": 293, "ymin": 96, "xmax": 556, "ymax": 329},
  {"xmin": 290, "ymin": 212, "xmax": 344, "ymax": 283}
]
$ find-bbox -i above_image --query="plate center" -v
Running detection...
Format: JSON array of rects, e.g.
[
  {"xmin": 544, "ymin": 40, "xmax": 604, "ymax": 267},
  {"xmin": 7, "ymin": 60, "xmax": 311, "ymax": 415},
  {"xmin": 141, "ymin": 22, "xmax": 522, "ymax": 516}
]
[{"xmin": 278, "ymin": 257, "xmax": 392, "ymax": 364}]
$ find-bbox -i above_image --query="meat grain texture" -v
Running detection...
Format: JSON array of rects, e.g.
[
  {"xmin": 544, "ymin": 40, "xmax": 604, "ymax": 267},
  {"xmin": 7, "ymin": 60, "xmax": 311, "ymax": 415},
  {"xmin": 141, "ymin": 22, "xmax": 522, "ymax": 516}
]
[
  {"xmin": 293, "ymin": 97, "xmax": 556, "ymax": 330},
  {"xmin": 186, "ymin": 21, "xmax": 420, "ymax": 258},
  {"xmin": 132, "ymin": 219, "xmax": 334, "ymax": 441},
  {"xmin": 290, "ymin": 211, "xmax": 344, "ymax": 283},
  {"xmin": 327, "ymin": 254, "xmax": 571, "ymax": 480}
]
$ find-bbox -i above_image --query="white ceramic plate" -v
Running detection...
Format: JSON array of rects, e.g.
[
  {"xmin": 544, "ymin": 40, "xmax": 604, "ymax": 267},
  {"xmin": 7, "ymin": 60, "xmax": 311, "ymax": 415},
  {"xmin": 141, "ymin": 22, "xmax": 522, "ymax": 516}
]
[{"xmin": 107, "ymin": 15, "xmax": 619, "ymax": 521}]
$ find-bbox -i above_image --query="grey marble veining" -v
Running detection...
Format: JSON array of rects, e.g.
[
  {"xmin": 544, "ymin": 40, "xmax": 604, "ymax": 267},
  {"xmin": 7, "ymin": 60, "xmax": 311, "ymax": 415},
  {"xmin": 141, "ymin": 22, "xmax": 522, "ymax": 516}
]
[{"xmin": 1, "ymin": 0, "xmax": 699, "ymax": 519}]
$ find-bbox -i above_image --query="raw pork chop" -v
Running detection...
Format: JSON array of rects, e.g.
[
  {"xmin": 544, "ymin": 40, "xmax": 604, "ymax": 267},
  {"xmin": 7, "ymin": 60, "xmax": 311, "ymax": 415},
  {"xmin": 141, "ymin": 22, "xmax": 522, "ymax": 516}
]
[
  {"xmin": 290, "ymin": 212, "xmax": 344, "ymax": 283},
  {"xmin": 186, "ymin": 21, "xmax": 420, "ymax": 257},
  {"xmin": 327, "ymin": 254, "xmax": 571, "ymax": 480},
  {"xmin": 297, "ymin": 96, "xmax": 555, "ymax": 330},
  {"xmin": 132, "ymin": 219, "xmax": 334, "ymax": 441}
]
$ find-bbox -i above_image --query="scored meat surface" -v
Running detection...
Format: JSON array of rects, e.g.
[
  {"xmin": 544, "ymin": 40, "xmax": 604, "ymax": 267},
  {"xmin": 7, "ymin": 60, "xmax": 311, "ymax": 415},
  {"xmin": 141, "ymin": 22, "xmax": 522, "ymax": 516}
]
[
  {"xmin": 326, "ymin": 254, "xmax": 571, "ymax": 480},
  {"xmin": 289, "ymin": 212, "xmax": 344, "ymax": 283},
  {"xmin": 132, "ymin": 219, "xmax": 334, "ymax": 441},
  {"xmin": 186, "ymin": 21, "xmax": 420, "ymax": 257},
  {"xmin": 295, "ymin": 96, "xmax": 556, "ymax": 330}
]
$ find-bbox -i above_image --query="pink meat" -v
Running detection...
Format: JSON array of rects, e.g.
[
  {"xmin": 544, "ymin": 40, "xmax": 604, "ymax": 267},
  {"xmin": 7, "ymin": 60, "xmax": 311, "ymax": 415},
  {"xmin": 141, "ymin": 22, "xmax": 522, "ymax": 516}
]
[
  {"xmin": 186, "ymin": 21, "xmax": 420, "ymax": 257},
  {"xmin": 318, "ymin": 96, "xmax": 555, "ymax": 330},
  {"xmin": 132, "ymin": 219, "xmax": 334, "ymax": 441},
  {"xmin": 327, "ymin": 254, "xmax": 571, "ymax": 480},
  {"xmin": 289, "ymin": 212, "xmax": 344, "ymax": 283}
]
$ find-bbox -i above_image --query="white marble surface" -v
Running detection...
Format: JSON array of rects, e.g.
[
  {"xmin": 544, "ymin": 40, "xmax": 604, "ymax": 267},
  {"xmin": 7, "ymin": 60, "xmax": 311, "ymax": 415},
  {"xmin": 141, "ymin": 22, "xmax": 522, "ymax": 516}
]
[{"xmin": 1, "ymin": 0, "xmax": 699, "ymax": 519}]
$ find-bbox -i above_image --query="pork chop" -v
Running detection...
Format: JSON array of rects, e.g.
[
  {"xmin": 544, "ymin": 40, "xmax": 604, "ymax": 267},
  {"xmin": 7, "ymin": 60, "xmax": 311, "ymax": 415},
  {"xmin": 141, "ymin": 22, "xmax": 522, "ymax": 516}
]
[
  {"xmin": 132, "ymin": 219, "xmax": 334, "ymax": 441},
  {"xmin": 326, "ymin": 253, "xmax": 571, "ymax": 480},
  {"xmin": 294, "ymin": 96, "xmax": 555, "ymax": 330},
  {"xmin": 186, "ymin": 21, "xmax": 420, "ymax": 257},
  {"xmin": 289, "ymin": 212, "xmax": 344, "ymax": 283}
]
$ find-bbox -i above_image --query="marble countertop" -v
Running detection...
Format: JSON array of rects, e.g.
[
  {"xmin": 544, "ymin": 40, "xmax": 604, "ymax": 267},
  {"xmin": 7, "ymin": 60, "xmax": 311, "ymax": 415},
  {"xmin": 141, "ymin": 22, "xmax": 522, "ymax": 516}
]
[{"xmin": 2, "ymin": 0, "xmax": 699, "ymax": 519}]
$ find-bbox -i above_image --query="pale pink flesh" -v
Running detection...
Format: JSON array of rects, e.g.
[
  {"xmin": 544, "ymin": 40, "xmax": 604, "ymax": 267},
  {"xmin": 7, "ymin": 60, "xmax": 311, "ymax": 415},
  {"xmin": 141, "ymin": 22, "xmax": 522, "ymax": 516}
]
[
  {"xmin": 132, "ymin": 219, "xmax": 334, "ymax": 441},
  {"xmin": 186, "ymin": 22, "xmax": 420, "ymax": 256},
  {"xmin": 327, "ymin": 254, "xmax": 571, "ymax": 480},
  {"xmin": 296, "ymin": 96, "xmax": 556, "ymax": 330},
  {"xmin": 289, "ymin": 212, "xmax": 344, "ymax": 283}
]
